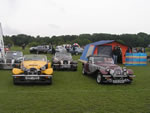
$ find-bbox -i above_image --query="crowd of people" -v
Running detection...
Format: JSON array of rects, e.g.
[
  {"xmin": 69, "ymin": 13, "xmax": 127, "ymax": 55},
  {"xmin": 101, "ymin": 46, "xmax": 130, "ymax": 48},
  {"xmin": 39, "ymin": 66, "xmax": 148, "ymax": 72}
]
[
  {"xmin": 112, "ymin": 46, "xmax": 146, "ymax": 64},
  {"xmin": 132, "ymin": 48, "xmax": 145, "ymax": 53}
]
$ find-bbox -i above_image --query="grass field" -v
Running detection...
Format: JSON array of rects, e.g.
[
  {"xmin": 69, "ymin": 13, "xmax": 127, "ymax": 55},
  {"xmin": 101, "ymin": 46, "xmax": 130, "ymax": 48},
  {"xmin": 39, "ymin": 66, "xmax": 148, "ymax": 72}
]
[{"xmin": 0, "ymin": 46, "xmax": 150, "ymax": 113}]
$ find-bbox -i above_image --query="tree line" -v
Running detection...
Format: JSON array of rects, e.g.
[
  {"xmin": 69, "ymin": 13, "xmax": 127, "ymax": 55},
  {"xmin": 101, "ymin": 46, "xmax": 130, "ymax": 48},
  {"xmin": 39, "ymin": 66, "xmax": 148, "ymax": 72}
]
[{"xmin": 3, "ymin": 32, "xmax": 150, "ymax": 47}]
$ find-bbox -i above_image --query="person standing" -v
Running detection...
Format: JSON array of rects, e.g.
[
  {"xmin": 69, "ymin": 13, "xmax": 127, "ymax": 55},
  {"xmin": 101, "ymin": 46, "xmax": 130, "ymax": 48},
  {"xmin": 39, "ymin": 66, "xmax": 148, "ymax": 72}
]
[
  {"xmin": 112, "ymin": 46, "xmax": 118, "ymax": 64},
  {"xmin": 8, "ymin": 43, "xmax": 11, "ymax": 50},
  {"xmin": 52, "ymin": 46, "xmax": 55, "ymax": 54},
  {"xmin": 117, "ymin": 46, "xmax": 122, "ymax": 63},
  {"xmin": 73, "ymin": 46, "xmax": 76, "ymax": 55},
  {"xmin": 22, "ymin": 43, "xmax": 26, "ymax": 50}
]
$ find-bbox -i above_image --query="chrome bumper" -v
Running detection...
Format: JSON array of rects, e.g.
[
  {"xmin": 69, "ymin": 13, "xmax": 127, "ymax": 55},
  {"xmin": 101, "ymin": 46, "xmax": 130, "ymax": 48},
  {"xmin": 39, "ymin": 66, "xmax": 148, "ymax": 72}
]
[
  {"xmin": 12, "ymin": 75, "xmax": 52, "ymax": 77},
  {"xmin": 102, "ymin": 75, "xmax": 136, "ymax": 78}
]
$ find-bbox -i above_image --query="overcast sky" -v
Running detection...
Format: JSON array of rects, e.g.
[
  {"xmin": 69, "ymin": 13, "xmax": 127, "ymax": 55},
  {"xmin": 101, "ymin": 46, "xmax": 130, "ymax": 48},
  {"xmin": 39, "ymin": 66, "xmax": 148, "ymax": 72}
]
[{"xmin": 0, "ymin": 0, "xmax": 150, "ymax": 36}]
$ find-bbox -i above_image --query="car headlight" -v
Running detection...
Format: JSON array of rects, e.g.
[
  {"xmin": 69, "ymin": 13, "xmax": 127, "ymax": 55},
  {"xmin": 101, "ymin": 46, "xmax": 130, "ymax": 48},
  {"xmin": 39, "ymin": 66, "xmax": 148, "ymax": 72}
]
[
  {"xmin": 106, "ymin": 68, "xmax": 110, "ymax": 72},
  {"xmin": 41, "ymin": 66, "xmax": 46, "ymax": 70},
  {"xmin": 110, "ymin": 69, "xmax": 115, "ymax": 75},
  {"xmin": 126, "ymin": 71, "xmax": 129, "ymax": 74},
  {"xmin": 22, "ymin": 65, "xmax": 26, "ymax": 71},
  {"xmin": 53, "ymin": 58, "xmax": 59, "ymax": 63},
  {"xmin": 54, "ymin": 58, "xmax": 58, "ymax": 61},
  {"xmin": 123, "ymin": 67, "xmax": 127, "ymax": 72},
  {"xmin": 16, "ymin": 57, "xmax": 23, "ymax": 61}
]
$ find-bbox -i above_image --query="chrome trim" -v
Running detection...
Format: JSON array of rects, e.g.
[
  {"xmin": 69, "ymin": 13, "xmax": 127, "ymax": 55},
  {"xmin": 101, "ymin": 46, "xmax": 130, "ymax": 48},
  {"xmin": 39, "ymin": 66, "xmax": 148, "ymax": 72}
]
[
  {"xmin": 128, "ymin": 75, "xmax": 136, "ymax": 77},
  {"xmin": 12, "ymin": 75, "xmax": 52, "ymax": 77},
  {"xmin": 102, "ymin": 74, "xmax": 135, "ymax": 78}
]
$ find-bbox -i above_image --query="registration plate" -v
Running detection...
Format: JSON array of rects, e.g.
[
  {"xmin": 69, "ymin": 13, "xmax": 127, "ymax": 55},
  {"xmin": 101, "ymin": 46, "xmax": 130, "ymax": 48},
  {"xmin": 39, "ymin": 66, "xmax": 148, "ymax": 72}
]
[
  {"xmin": 113, "ymin": 80, "xmax": 125, "ymax": 83},
  {"xmin": 64, "ymin": 65, "xmax": 69, "ymax": 68},
  {"xmin": 25, "ymin": 76, "xmax": 39, "ymax": 80}
]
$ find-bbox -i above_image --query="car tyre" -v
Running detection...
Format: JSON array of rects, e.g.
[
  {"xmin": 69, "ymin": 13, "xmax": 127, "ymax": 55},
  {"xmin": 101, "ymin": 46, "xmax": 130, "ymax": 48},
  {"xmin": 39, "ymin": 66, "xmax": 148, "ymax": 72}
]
[
  {"xmin": 47, "ymin": 78, "xmax": 52, "ymax": 85},
  {"xmin": 96, "ymin": 73, "xmax": 103, "ymax": 84},
  {"xmin": 13, "ymin": 78, "xmax": 20, "ymax": 85}
]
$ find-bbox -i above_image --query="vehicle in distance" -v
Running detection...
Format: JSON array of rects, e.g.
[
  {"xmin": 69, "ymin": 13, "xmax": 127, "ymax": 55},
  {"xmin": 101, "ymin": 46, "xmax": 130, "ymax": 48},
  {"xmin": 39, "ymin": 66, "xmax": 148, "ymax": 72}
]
[{"xmin": 30, "ymin": 45, "xmax": 52, "ymax": 54}]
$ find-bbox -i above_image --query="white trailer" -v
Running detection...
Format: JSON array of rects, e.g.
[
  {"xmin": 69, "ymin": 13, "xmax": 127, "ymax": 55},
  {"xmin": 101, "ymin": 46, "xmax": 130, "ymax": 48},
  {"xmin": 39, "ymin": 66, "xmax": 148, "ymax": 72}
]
[{"xmin": 0, "ymin": 23, "xmax": 5, "ymax": 59}]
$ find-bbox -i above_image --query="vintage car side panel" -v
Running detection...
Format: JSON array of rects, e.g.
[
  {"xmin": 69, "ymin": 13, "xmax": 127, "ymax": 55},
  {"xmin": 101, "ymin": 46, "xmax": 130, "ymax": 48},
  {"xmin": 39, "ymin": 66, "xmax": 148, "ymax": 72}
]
[
  {"xmin": 84, "ymin": 63, "xmax": 89, "ymax": 73},
  {"xmin": 89, "ymin": 63, "xmax": 98, "ymax": 73}
]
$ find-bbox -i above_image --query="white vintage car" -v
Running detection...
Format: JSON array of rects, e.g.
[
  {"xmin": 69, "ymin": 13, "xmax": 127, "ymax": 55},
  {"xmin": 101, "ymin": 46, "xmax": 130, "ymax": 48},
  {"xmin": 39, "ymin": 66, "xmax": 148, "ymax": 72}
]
[
  {"xmin": 0, "ymin": 51, "xmax": 23, "ymax": 69},
  {"xmin": 52, "ymin": 52, "xmax": 78, "ymax": 71}
]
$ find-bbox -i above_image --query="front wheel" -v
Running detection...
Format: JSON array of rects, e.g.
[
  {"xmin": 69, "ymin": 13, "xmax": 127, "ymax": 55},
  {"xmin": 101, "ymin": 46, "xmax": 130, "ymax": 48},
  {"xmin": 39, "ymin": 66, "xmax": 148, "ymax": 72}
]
[
  {"xmin": 13, "ymin": 78, "xmax": 20, "ymax": 85},
  {"xmin": 47, "ymin": 78, "xmax": 52, "ymax": 85},
  {"xmin": 96, "ymin": 73, "xmax": 103, "ymax": 84}
]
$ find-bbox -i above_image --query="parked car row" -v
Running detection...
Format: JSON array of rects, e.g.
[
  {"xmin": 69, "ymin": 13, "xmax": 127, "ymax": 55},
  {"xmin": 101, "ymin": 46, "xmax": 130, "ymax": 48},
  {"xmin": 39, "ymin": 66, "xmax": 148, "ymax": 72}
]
[
  {"xmin": 29, "ymin": 45, "xmax": 84, "ymax": 55},
  {"xmin": 0, "ymin": 50, "xmax": 135, "ymax": 85},
  {"xmin": 11, "ymin": 52, "xmax": 78, "ymax": 85}
]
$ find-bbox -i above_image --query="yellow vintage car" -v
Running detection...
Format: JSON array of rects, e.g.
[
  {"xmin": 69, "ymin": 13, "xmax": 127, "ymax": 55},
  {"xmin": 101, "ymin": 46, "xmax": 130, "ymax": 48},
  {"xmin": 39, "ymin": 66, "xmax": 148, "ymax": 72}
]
[{"xmin": 12, "ymin": 55, "xmax": 53, "ymax": 85}]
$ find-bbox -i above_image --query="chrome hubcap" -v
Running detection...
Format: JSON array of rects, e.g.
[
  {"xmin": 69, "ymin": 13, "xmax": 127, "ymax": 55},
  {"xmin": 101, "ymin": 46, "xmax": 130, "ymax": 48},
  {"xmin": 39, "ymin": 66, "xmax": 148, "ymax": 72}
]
[{"xmin": 97, "ymin": 74, "xmax": 101, "ymax": 83}]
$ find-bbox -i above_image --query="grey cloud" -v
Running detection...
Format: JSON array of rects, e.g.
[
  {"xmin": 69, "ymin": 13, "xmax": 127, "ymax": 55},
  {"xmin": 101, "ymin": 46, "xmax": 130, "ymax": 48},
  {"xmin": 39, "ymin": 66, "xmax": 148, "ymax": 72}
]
[
  {"xmin": 48, "ymin": 24, "xmax": 60, "ymax": 29},
  {"xmin": 3, "ymin": 25, "xmax": 21, "ymax": 35}
]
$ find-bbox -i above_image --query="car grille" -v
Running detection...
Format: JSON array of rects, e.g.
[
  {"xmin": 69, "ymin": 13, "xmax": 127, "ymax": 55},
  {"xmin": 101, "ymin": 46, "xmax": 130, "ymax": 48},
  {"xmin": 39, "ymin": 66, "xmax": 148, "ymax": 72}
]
[
  {"xmin": 63, "ymin": 60, "xmax": 68, "ymax": 64},
  {"xmin": 25, "ymin": 68, "xmax": 39, "ymax": 75},
  {"xmin": 6, "ymin": 59, "xmax": 12, "ymax": 63},
  {"xmin": 114, "ymin": 69, "xmax": 122, "ymax": 75},
  {"xmin": 30, "ymin": 68, "xmax": 37, "ymax": 71}
]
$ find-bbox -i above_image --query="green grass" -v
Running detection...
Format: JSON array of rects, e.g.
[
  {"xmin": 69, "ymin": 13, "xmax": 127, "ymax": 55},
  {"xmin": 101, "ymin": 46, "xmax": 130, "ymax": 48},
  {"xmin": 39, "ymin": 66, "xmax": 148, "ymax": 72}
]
[{"xmin": 0, "ymin": 46, "xmax": 150, "ymax": 113}]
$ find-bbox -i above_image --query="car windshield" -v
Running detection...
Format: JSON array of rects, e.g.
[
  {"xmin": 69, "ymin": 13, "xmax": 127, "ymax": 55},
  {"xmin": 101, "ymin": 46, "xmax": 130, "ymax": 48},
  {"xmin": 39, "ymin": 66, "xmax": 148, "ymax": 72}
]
[
  {"xmin": 6, "ymin": 51, "xmax": 23, "ymax": 58},
  {"xmin": 55, "ymin": 52, "xmax": 72, "ymax": 58},
  {"xmin": 89, "ymin": 56, "xmax": 114, "ymax": 64},
  {"xmin": 24, "ymin": 55, "xmax": 47, "ymax": 61}
]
